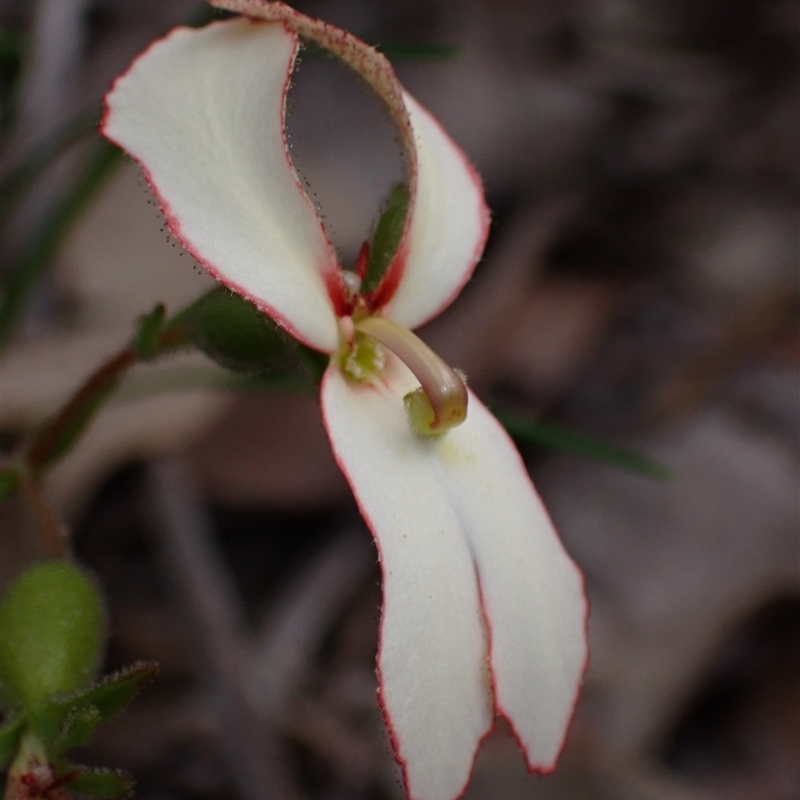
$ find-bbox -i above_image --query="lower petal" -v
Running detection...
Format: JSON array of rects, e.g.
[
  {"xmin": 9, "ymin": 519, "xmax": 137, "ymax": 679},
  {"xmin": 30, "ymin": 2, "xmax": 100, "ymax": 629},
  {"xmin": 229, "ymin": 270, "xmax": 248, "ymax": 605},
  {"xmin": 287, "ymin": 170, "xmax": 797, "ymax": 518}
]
[
  {"xmin": 321, "ymin": 367, "xmax": 492, "ymax": 800},
  {"xmin": 438, "ymin": 396, "xmax": 589, "ymax": 771}
]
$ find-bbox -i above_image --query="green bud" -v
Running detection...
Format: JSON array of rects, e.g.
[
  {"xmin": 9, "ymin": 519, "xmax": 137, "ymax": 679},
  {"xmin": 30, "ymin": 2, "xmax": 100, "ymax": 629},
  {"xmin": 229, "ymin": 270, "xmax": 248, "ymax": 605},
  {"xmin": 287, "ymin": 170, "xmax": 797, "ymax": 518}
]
[
  {"xmin": 0, "ymin": 562, "xmax": 104, "ymax": 711},
  {"xmin": 190, "ymin": 287, "xmax": 301, "ymax": 377}
]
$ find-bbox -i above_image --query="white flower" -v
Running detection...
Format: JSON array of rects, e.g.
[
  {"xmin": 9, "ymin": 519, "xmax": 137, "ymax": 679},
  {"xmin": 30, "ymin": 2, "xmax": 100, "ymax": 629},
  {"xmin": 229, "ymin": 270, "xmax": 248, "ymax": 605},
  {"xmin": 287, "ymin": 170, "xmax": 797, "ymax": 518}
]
[{"xmin": 102, "ymin": 3, "xmax": 588, "ymax": 799}]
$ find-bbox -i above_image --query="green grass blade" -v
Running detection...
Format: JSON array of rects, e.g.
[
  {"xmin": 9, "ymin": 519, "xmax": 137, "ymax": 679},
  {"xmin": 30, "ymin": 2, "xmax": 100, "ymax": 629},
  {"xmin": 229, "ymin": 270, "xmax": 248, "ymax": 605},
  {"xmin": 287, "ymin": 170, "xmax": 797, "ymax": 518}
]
[
  {"xmin": 0, "ymin": 105, "xmax": 103, "ymax": 225},
  {"xmin": 494, "ymin": 408, "xmax": 671, "ymax": 479},
  {"xmin": 0, "ymin": 139, "xmax": 124, "ymax": 348}
]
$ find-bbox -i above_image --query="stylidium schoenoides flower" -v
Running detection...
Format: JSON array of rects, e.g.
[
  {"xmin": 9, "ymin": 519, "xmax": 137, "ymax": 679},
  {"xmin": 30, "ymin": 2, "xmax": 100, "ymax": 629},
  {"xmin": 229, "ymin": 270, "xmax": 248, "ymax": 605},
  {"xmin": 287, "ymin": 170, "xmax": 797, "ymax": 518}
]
[{"xmin": 101, "ymin": 2, "xmax": 588, "ymax": 798}]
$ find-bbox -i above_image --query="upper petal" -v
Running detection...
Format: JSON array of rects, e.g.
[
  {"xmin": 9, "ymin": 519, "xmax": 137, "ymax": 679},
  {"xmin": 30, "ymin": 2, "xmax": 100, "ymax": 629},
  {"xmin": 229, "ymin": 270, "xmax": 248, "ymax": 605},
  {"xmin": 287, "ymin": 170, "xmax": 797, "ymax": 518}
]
[
  {"xmin": 321, "ymin": 365, "xmax": 492, "ymax": 800},
  {"xmin": 373, "ymin": 93, "xmax": 491, "ymax": 328},
  {"xmin": 438, "ymin": 394, "xmax": 588, "ymax": 770},
  {"xmin": 210, "ymin": 1, "xmax": 489, "ymax": 329},
  {"xmin": 102, "ymin": 19, "xmax": 340, "ymax": 352}
]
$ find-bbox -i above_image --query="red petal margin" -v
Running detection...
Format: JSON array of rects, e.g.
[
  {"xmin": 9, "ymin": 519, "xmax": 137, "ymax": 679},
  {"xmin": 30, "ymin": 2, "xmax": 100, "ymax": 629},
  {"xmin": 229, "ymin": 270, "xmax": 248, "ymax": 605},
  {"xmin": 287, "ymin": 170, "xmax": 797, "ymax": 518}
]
[
  {"xmin": 100, "ymin": 19, "xmax": 339, "ymax": 352},
  {"xmin": 320, "ymin": 369, "xmax": 495, "ymax": 800},
  {"xmin": 370, "ymin": 101, "xmax": 491, "ymax": 323},
  {"xmin": 211, "ymin": 0, "xmax": 422, "ymax": 309},
  {"xmin": 476, "ymin": 409, "xmax": 590, "ymax": 775}
]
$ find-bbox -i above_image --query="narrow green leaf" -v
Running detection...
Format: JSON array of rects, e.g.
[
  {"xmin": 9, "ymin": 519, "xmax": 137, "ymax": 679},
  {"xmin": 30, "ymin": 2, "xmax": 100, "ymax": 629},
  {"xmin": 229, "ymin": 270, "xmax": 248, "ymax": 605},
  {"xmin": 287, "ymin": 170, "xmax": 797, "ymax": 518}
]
[
  {"xmin": 0, "ymin": 106, "xmax": 102, "ymax": 225},
  {"xmin": 68, "ymin": 767, "xmax": 134, "ymax": 799},
  {"xmin": 190, "ymin": 288, "xmax": 306, "ymax": 378},
  {"xmin": 494, "ymin": 409, "xmax": 672, "ymax": 479},
  {"xmin": 133, "ymin": 304, "xmax": 166, "ymax": 360},
  {"xmin": 363, "ymin": 183, "xmax": 410, "ymax": 295},
  {"xmin": 0, "ymin": 467, "xmax": 20, "ymax": 502},
  {"xmin": 57, "ymin": 662, "xmax": 157, "ymax": 724},
  {"xmin": 0, "ymin": 140, "xmax": 124, "ymax": 348},
  {"xmin": 0, "ymin": 714, "xmax": 24, "ymax": 770}
]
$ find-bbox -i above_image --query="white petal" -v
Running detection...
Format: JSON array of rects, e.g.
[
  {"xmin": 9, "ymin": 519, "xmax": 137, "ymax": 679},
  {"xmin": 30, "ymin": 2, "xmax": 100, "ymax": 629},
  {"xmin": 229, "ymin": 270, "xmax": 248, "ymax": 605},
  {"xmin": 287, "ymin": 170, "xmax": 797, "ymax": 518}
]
[
  {"xmin": 322, "ymin": 364, "xmax": 588, "ymax": 789},
  {"xmin": 441, "ymin": 395, "xmax": 588, "ymax": 771},
  {"xmin": 321, "ymin": 366, "xmax": 492, "ymax": 800},
  {"xmin": 379, "ymin": 93, "xmax": 491, "ymax": 329},
  {"xmin": 102, "ymin": 19, "xmax": 340, "ymax": 352}
]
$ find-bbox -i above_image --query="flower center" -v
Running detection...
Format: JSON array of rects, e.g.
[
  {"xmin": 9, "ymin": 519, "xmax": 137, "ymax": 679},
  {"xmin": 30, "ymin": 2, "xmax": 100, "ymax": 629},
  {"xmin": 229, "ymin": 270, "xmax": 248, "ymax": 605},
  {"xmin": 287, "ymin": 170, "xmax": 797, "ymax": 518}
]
[{"xmin": 339, "ymin": 315, "xmax": 468, "ymax": 436}]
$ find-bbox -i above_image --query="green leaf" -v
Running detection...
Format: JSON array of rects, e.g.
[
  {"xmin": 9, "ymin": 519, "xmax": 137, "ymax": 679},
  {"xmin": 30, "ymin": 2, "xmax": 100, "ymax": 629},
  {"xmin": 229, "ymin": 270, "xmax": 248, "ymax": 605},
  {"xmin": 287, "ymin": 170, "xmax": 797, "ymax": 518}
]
[
  {"xmin": 133, "ymin": 304, "xmax": 166, "ymax": 360},
  {"xmin": 0, "ymin": 713, "xmax": 24, "ymax": 770},
  {"xmin": 190, "ymin": 287, "xmax": 306, "ymax": 378},
  {"xmin": 0, "ymin": 467, "xmax": 20, "ymax": 502},
  {"xmin": 363, "ymin": 183, "xmax": 409, "ymax": 295},
  {"xmin": 0, "ymin": 562, "xmax": 105, "ymax": 712},
  {"xmin": 56, "ymin": 705, "xmax": 101, "ymax": 751},
  {"xmin": 68, "ymin": 767, "xmax": 134, "ymax": 799},
  {"xmin": 0, "ymin": 140, "xmax": 124, "ymax": 349},
  {"xmin": 57, "ymin": 662, "xmax": 157, "ymax": 725},
  {"xmin": 494, "ymin": 409, "xmax": 672, "ymax": 479}
]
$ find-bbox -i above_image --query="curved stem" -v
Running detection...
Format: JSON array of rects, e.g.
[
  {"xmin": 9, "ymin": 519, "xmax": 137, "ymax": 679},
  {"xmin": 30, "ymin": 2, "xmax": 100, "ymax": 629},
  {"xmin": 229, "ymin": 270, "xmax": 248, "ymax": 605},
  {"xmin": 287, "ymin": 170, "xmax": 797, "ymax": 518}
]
[
  {"xmin": 18, "ymin": 471, "xmax": 68, "ymax": 558},
  {"xmin": 355, "ymin": 316, "xmax": 467, "ymax": 430},
  {"xmin": 25, "ymin": 347, "xmax": 136, "ymax": 470}
]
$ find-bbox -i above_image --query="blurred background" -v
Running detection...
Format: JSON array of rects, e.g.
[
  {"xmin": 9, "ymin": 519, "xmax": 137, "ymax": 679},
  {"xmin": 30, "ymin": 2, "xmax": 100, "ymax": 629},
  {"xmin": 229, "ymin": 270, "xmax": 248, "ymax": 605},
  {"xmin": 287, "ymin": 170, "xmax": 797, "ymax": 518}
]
[{"xmin": 0, "ymin": 0, "xmax": 798, "ymax": 798}]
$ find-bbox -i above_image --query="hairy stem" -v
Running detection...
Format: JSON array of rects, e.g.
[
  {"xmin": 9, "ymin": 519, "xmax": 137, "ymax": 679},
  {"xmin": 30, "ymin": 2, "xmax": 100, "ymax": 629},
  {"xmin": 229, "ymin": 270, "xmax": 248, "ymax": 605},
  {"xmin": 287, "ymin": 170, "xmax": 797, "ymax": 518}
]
[{"xmin": 18, "ymin": 471, "xmax": 68, "ymax": 558}]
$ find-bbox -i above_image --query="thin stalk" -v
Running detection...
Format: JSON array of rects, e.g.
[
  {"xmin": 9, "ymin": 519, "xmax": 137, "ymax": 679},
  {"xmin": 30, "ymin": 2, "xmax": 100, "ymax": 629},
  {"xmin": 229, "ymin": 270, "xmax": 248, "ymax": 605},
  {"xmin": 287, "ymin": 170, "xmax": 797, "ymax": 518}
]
[
  {"xmin": 24, "ymin": 325, "xmax": 192, "ymax": 472},
  {"xmin": 18, "ymin": 471, "xmax": 68, "ymax": 558}
]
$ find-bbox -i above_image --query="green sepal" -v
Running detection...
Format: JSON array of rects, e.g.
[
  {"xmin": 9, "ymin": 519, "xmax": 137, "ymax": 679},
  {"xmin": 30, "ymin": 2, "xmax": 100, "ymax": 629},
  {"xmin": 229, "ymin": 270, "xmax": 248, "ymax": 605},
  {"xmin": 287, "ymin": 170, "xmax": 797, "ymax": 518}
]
[
  {"xmin": 0, "ymin": 713, "xmax": 24, "ymax": 770},
  {"xmin": 190, "ymin": 287, "xmax": 304, "ymax": 378},
  {"xmin": 133, "ymin": 304, "xmax": 166, "ymax": 360},
  {"xmin": 54, "ymin": 662, "xmax": 158, "ymax": 727},
  {"xmin": 0, "ymin": 466, "xmax": 20, "ymax": 502},
  {"xmin": 0, "ymin": 562, "xmax": 105, "ymax": 712},
  {"xmin": 363, "ymin": 183, "xmax": 409, "ymax": 295},
  {"xmin": 67, "ymin": 766, "xmax": 134, "ymax": 799}
]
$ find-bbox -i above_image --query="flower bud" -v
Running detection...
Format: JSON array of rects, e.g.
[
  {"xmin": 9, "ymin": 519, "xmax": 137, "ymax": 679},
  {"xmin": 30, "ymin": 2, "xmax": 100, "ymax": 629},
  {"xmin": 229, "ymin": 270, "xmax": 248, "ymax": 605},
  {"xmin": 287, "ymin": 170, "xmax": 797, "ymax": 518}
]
[{"xmin": 0, "ymin": 562, "xmax": 104, "ymax": 711}]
